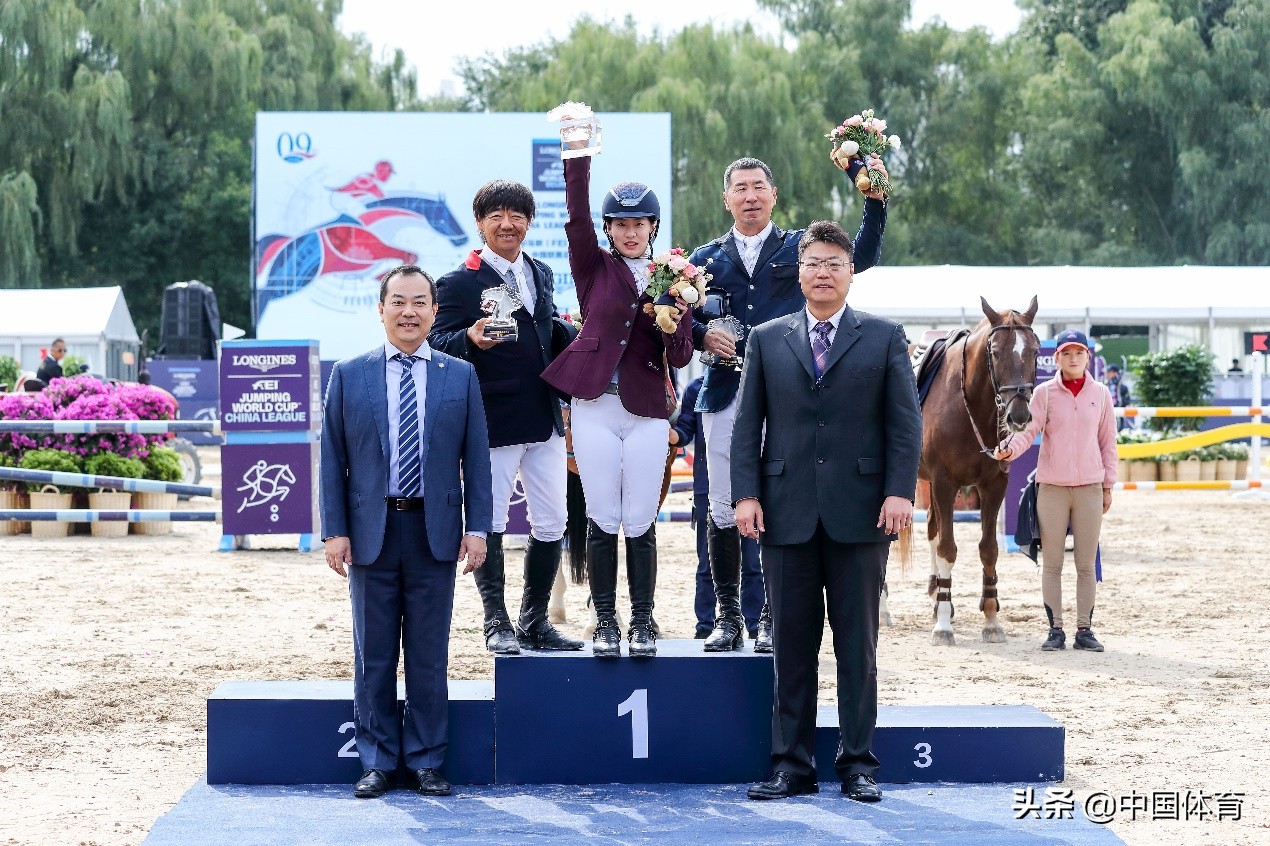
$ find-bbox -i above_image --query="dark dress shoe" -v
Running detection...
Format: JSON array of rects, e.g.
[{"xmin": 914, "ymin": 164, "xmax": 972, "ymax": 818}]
[
  {"xmin": 354, "ymin": 769, "xmax": 390, "ymax": 798},
  {"xmin": 483, "ymin": 618, "xmax": 521, "ymax": 654},
  {"xmin": 747, "ymin": 770, "xmax": 819, "ymax": 800},
  {"xmin": 842, "ymin": 773, "xmax": 882, "ymax": 802},
  {"xmin": 415, "ymin": 767, "xmax": 452, "ymax": 796}
]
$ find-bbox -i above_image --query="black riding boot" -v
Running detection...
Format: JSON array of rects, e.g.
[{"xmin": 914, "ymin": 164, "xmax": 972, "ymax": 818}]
[
  {"xmin": 704, "ymin": 518, "xmax": 744, "ymax": 651},
  {"xmin": 587, "ymin": 520, "xmax": 621, "ymax": 658},
  {"xmin": 473, "ymin": 532, "xmax": 519, "ymax": 654},
  {"xmin": 516, "ymin": 537, "xmax": 584, "ymax": 650},
  {"xmin": 753, "ymin": 601, "xmax": 774, "ymax": 653},
  {"xmin": 625, "ymin": 526, "xmax": 658, "ymax": 658}
]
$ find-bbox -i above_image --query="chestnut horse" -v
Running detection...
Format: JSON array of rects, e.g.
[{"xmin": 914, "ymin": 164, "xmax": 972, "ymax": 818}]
[{"xmin": 919, "ymin": 296, "xmax": 1038, "ymax": 644}]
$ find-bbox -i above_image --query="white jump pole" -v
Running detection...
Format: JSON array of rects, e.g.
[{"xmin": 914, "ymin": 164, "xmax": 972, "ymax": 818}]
[{"xmin": 1234, "ymin": 352, "xmax": 1269, "ymax": 501}]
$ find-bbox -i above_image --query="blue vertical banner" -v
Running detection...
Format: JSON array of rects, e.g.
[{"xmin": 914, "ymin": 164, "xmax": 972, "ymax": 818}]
[{"xmin": 218, "ymin": 339, "xmax": 322, "ymax": 549}]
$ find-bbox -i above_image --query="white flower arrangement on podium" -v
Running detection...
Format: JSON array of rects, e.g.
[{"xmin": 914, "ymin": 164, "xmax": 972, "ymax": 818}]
[
  {"xmin": 827, "ymin": 108, "xmax": 902, "ymax": 198},
  {"xmin": 644, "ymin": 249, "xmax": 712, "ymax": 333}
]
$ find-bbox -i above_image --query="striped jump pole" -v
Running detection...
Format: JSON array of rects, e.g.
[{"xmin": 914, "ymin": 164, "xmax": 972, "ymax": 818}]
[
  {"xmin": 913, "ymin": 509, "xmax": 982, "ymax": 524},
  {"xmin": 0, "ymin": 420, "xmax": 220, "ymax": 434},
  {"xmin": 1114, "ymin": 480, "xmax": 1265, "ymax": 492},
  {"xmin": 0, "ymin": 467, "xmax": 218, "ymax": 499},
  {"xmin": 0, "ymin": 510, "xmax": 219, "ymax": 522},
  {"xmin": 1115, "ymin": 405, "xmax": 1264, "ymax": 418}
]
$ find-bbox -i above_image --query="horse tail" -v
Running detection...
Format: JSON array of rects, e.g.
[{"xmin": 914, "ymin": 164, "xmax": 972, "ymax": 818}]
[
  {"xmin": 894, "ymin": 522, "xmax": 913, "ymax": 579},
  {"xmin": 565, "ymin": 469, "xmax": 588, "ymax": 584}
]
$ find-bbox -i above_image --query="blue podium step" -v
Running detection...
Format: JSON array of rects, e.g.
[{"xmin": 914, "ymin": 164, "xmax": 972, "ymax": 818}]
[
  {"xmin": 206, "ymin": 679, "xmax": 493, "ymax": 785},
  {"xmin": 494, "ymin": 639, "xmax": 773, "ymax": 784},
  {"xmin": 205, "ymin": 643, "xmax": 1064, "ymax": 786},
  {"xmin": 817, "ymin": 705, "xmax": 1065, "ymax": 784}
]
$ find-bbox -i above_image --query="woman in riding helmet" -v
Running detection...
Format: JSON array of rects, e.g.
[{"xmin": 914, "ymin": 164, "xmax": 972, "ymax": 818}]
[{"xmin": 540, "ymin": 153, "xmax": 693, "ymax": 658}]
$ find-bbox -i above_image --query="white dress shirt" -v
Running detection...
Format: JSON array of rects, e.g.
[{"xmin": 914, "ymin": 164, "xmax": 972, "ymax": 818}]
[
  {"xmin": 804, "ymin": 303, "xmax": 848, "ymax": 347},
  {"xmin": 731, "ymin": 221, "xmax": 774, "ymax": 276},
  {"xmin": 479, "ymin": 247, "xmax": 536, "ymax": 311},
  {"xmin": 385, "ymin": 340, "xmax": 430, "ymax": 497}
]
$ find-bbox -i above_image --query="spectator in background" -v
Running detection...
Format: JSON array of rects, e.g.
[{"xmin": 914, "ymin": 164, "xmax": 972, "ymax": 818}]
[
  {"xmin": 1104, "ymin": 364, "xmax": 1131, "ymax": 431},
  {"xmin": 669, "ymin": 376, "xmax": 764, "ymax": 639},
  {"xmin": 1228, "ymin": 358, "xmax": 1244, "ymax": 375},
  {"xmin": 36, "ymin": 338, "xmax": 66, "ymax": 384},
  {"xmin": 995, "ymin": 330, "xmax": 1118, "ymax": 654}
]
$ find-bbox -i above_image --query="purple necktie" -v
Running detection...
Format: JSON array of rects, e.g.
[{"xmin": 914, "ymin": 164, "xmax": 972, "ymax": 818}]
[{"xmin": 812, "ymin": 321, "xmax": 832, "ymax": 377}]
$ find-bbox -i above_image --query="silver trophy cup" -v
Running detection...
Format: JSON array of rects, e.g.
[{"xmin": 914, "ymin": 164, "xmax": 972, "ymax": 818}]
[
  {"xmin": 560, "ymin": 116, "xmax": 602, "ymax": 159},
  {"xmin": 481, "ymin": 286, "xmax": 522, "ymax": 342},
  {"xmin": 700, "ymin": 316, "xmax": 746, "ymax": 370}
]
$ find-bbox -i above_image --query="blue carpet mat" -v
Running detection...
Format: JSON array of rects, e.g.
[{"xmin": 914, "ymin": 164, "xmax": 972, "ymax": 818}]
[{"xmin": 144, "ymin": 780, "xmax": 1123, "ymax": 845}]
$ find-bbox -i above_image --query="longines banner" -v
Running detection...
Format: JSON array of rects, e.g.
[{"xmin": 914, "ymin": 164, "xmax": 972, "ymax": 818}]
[{"xmin": 254, "ymin": 111, "xmax": 673, "ymax": 361}]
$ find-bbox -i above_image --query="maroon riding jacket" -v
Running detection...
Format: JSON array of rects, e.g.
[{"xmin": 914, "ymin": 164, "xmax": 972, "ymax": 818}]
[{"xmin": 540, "ymin": 157, "xmax": 692, "ymax": 419}]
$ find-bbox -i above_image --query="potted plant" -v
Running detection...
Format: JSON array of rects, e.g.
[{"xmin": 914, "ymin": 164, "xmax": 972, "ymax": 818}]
[
  {"xmin": 1127, "ymin": 345, "xmax": 1215, "ymax": 434},
  {"xmin": 18, "ymin": 448, "xmax": 82, "ymax": 537},
  {"xmin": 1229, "ymin": 442, "xmax": 1251, "ymax": 480},
  {"xmin": 84, "ymin": 453, "xmax": 144, "ymax": 538},
  {"xmin": 1176, "ymin": 447, "xmax": 1203, "ymax": 482},
  {"xmin": 135, "ymin": 446, "xmax": 183, "ymax": 535},
  {"xmin": 0, "ymin": 356, "xmax": 20, "ymax": 393},
  {"xmin": 0, "ymin": 452, "xmax": 26, "ymax": 534}
]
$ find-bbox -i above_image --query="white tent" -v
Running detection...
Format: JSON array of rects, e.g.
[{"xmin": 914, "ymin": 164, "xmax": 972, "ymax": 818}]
[
  {"xmin": 849, "ymin": 265, "xmax": 1269, "ymax": 325},
  {"xmin": 849, "ymin": 265, "xmax": 1269, "ymax": 366},
  {"xmin": 0, "ymin": 287, "xmax": 141, "ymax": 381}
]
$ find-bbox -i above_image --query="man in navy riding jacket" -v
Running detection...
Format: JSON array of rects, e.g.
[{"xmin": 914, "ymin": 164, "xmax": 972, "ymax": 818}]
[{"xmin": 688, "ymin": 156, "xmax": 888, "ymax": 653}]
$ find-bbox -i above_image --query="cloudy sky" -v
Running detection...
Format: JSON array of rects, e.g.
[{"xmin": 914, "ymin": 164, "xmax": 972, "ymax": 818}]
[{"xmin": 338, "ymin": 0, "xmax": 1026, "ymax": 97}]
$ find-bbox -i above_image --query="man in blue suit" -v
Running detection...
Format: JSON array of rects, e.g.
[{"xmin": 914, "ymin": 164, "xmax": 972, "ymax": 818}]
[
  {"xmin": 689, "ymin": 156, "xmax": 888, "ymax": 653},
  {"xmin": 321, "ymin": 264, "xmax": 492, "ymax": 800}
]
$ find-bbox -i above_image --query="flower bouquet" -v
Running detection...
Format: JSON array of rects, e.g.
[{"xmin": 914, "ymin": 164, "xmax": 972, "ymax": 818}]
[
  {"xmin": 645, "ymin": 249, "xmax": 712, "ymax": 333},
  {"xmin": 827, "ymin": 109, "xmax": 901, "ymax": 197}
]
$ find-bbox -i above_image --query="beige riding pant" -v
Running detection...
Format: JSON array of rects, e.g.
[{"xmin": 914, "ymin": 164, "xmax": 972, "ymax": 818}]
[{"xmin": 1037, "ymin": 482, "xmax": 1102, "ymax": 630}]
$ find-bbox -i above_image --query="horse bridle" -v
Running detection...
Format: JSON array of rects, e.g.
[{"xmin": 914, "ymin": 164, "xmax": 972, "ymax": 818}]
[{"xmin": 960, "ymin": 323, "xmax": 1039, "ymax": 458}]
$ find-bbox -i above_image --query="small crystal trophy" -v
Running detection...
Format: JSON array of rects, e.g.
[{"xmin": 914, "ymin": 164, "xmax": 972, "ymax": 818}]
[
  {"xmin": 548, "ymin": 102, "xmax": 602, "ymax": 159},
  {"xmin": 700, "ymin": 316, "xmax": 746, "ymax": 370},
  {"xmin": 481, "ymin": 286, "xmax": 521, "ymax": 342}
]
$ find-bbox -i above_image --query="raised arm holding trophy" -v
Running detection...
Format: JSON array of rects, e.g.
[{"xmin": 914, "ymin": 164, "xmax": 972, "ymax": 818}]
[{"xmin": 541, "ymin": 102, "xmax": 694, "ymax": 660}]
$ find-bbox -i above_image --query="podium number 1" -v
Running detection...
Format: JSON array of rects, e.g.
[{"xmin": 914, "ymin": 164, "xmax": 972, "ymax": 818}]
[{"xmin": 617, "ymin": 688, "xmax": 649, "ymax": 759}]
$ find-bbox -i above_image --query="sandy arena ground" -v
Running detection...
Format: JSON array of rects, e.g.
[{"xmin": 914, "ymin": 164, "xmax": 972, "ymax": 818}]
[{"xmin": 1, "ymin": 448, "xmax": 1268, "ymax": 845}]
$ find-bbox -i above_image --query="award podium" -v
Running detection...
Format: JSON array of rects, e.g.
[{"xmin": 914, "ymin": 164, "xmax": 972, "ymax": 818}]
[{"xmin": 207, "ymin": 642, "xmax": 1063, "ymax": 786}]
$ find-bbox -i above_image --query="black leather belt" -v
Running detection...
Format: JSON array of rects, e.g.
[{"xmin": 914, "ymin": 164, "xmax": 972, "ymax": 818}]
[{"xmin": 385, "ymin": 497, "xmax": 425, "ymax": 511}]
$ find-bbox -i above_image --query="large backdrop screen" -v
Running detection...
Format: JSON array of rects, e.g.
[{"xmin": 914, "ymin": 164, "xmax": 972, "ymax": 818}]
[{"xmin": 254, "ymin": 112, "xmax": 672, "ymax": 360}]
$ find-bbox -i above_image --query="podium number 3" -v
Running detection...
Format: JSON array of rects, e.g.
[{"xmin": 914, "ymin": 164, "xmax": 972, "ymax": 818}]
[
  {"xmin": 913, "ymin": 742, "xmax": 933, "ymax": 768},
  {"xmin": 338, "ymin": 721, "xmax": 358, "ymax": 758},
  {"xmin": 617, "ymin": 689, "xmax": 649, "ymax": 759}
]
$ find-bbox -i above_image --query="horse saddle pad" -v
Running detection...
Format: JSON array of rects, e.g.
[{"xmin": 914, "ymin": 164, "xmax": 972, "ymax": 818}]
[{"xmin": 913, "ymin": 328, "xmax": 970, "ymax": 408}]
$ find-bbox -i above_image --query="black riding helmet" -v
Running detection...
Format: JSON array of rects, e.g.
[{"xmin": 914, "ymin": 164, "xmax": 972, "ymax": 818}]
[{"xmin": 602, "ymin": 182, "xmax": 660, "ymax": 258}]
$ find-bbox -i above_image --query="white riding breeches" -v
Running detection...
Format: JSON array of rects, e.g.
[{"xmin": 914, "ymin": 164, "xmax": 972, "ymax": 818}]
[
  {"xmin": 489, "ymin": 434, "xmax": 568, "ymax": 541},
  {"xmin": 570, "ymin": 393, "xmax": 669, "ymax": 537},
  {"xmin": 701, "ymin": 395, "xmax": 739, "ymax": 528}
]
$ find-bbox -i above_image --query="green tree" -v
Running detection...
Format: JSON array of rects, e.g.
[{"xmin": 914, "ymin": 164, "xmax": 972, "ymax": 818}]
[{"xmin": 0, "ymin": 0, "xmax": 420, "ymax": 338}]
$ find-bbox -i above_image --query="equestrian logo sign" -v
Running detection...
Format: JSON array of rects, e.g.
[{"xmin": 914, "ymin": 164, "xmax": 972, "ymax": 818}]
[
  {"xmin": 235, "ymin": 460, "xmax": 296, "ymax": 519},
  {"xmin": 1245, "ymin": 332, "xmax": 1269, "ymax": 355}
]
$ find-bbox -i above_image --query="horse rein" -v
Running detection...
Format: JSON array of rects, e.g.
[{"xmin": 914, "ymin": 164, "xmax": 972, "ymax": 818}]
[{"xmin": 959, "ymin": 323, "xmax": 1039, "ymax": 459}]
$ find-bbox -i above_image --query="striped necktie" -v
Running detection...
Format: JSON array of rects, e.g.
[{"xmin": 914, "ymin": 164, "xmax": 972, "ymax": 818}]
[
  {"xmin": 396, "ymin": 354, "xmax": 421, "ymax": 497},
  {"xmin": 812, "ymin": 321, "xmax": 832, "ymax": 378}
]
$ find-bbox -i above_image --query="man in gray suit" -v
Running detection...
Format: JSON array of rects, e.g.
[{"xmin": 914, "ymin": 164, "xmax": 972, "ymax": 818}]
[
  {"xmin": 732, "ymin": 221, "xmax": 920, "ymax": 803},
  {"xmin": 321, "ymin": 264, "xmax": 492, "ymax": 800}
]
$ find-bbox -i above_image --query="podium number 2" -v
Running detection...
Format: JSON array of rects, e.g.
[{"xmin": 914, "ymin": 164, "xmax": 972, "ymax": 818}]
[
  {"xmin": 617, "ymin": 689, "xmax": 649, "ymax": 759},
  {"xmin": 338, "ymin": 721, "xmax": 358, "ymax": 758}
]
